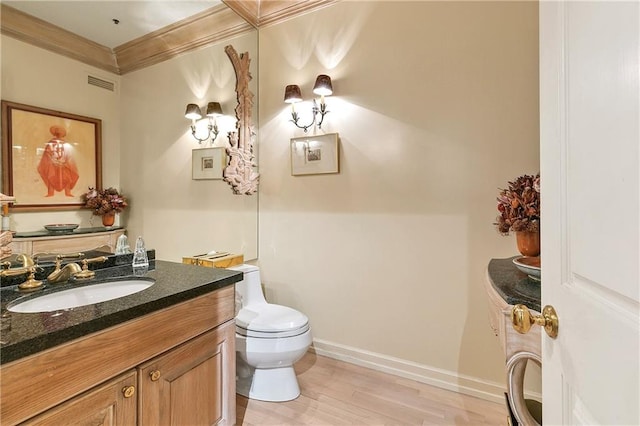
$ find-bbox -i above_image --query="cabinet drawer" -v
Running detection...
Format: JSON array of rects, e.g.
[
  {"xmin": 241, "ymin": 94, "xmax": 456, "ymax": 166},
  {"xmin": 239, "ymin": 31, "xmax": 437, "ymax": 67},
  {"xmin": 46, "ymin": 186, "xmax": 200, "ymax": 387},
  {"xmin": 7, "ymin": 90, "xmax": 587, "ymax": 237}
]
[{"xmin": 22, "ymin": 370, "xmax": 137, "ymax": 426}]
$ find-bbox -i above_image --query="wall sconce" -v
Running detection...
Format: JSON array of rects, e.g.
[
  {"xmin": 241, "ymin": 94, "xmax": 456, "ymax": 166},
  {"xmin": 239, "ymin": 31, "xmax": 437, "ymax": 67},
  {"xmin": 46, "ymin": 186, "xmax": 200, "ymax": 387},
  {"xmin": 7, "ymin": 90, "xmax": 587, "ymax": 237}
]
[
  {"xmin": 284, "ymin": 74, "xmax": 333, "ymax": 133},
  {"xmin": 184, "ymin": 102, "xmax": 223, "ymax": 144}
]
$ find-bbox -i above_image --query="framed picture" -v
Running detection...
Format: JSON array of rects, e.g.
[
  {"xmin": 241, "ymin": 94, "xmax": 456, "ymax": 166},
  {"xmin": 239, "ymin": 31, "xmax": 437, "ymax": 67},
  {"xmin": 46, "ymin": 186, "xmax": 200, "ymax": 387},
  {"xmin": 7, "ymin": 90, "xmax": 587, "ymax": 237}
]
[
  {"xmin": 192, "ymin": 147, "xmax": 226, "ymax": 180},
  {"xmin": 1, "ymin": 100, "xmax": 102, "ymax": 211},
  {"xmin": 290, "ymin": 133, "xmax": 339, "ymax": 176}
]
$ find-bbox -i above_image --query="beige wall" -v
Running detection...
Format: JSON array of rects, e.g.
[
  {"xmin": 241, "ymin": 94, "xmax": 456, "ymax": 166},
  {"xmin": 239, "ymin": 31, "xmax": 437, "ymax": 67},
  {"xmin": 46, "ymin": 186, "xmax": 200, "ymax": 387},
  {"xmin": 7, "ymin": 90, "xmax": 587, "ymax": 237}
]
[
  {"xmin": 1, "ymin": 36, "xmax": 121, "ymax": 230},
  {"xmin": 258, "ymin": 1, "xmax": 539, "ymax": 399},
  {"xmin": 1, "ymin": 0, "xmax": 540, "ymax": 402},
  {"xmin": 119, "ymin": 32, "xmax": 258, "ymax": 261},
  {"xmin": 1, "ymin": 33, "xmax": 258, "ymax": 261}
]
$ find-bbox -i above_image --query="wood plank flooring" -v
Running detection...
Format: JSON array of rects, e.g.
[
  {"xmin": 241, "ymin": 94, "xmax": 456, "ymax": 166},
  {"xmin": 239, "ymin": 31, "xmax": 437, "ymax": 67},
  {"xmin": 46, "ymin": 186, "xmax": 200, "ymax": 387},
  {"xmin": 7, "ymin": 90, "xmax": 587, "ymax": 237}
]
[{"xmin": 237, "ymin": 352, "xmax": 508, "ymax": 425}]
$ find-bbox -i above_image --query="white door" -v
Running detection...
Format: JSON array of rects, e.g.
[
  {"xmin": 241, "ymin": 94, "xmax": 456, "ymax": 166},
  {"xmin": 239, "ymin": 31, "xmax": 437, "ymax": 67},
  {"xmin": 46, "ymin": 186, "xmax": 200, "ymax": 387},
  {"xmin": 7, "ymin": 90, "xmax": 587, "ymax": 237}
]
[{"xmin": 540, "ymin": 1, "xmax": 639, "ymax": 425}]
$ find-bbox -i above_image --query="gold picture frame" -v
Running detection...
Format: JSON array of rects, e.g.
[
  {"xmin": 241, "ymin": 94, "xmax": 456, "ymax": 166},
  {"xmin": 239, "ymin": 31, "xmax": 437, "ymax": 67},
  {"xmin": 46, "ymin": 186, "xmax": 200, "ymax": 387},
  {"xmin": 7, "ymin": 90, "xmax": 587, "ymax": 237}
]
[
  {"xmin": 290, "ymin": 133, "xmax": 339, "ymax": 176},
  {"xmin": 1, "ymin": 100, "xmax": 102, "ymax": 211}
]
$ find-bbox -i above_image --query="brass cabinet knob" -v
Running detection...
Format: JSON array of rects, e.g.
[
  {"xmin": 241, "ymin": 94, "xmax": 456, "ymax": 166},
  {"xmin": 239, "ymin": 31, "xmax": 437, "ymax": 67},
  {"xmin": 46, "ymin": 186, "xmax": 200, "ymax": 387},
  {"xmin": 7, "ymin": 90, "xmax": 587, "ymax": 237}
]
[
  {"xmin": 150, "ymin": 370, "xmax": 161, "ymax": 381},
  {"xmin": 122, "ymin": 385, "xmax": 135, "ymax": 398},
  {"xmin": 511, "ymin": 304, "xmax": 559, "ymax": 338}
]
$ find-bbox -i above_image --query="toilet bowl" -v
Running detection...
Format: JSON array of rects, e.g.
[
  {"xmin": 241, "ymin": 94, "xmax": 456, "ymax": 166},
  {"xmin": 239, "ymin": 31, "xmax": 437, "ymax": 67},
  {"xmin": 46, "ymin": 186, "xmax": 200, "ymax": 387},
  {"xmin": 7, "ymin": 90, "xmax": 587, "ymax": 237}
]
[{"xmin": 229, "ymin": 264, "xmax": 312, "ymax": 402}]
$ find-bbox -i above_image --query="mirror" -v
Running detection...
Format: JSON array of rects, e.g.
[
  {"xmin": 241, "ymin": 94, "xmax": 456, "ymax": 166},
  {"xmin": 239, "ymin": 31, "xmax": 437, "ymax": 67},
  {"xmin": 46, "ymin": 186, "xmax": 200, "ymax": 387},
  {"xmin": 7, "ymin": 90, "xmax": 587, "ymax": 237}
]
[{"xmin": 0, "ymin": 3, "xmax": 259, "ymax": 261}]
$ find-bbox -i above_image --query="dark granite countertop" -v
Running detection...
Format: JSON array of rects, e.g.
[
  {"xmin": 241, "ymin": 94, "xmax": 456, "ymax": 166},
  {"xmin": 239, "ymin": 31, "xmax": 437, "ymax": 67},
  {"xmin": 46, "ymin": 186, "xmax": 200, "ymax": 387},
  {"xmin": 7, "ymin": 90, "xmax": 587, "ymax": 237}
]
[
  {"xmin": 487, "ymin": 257, "xmax": 541, "ymax": 312},
  {"xmin": 0, "ymin": 259, "xmax": 242, "ymax": 365},
  {"xmin": 13, "ymin": 226, "xmax": 124, "ymax": 238}
]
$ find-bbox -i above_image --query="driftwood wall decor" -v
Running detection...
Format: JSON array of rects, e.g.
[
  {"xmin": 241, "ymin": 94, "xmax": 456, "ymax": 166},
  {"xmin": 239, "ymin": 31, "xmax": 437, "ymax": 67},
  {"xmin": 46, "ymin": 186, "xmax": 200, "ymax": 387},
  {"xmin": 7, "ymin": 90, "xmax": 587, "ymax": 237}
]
[{"xmin": 223, "ymin": 45, "xmax": 259, "ymax": 195}]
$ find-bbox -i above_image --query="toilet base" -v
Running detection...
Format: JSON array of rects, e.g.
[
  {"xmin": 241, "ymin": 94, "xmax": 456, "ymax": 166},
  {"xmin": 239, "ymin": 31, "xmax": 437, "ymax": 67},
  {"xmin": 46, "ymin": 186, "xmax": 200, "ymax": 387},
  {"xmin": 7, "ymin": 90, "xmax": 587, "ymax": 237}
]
[{"xmin": 237, "ymin": 365, "xmax": 301, "ymax": 402}]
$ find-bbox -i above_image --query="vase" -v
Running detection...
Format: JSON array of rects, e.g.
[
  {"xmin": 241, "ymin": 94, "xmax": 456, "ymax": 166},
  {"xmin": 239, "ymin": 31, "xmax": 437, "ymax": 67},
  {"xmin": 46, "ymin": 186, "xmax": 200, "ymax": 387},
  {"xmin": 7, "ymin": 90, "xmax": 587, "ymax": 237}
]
[
  {"xmin": 101, "ymin": 212, "xmax": 115, "ymax": 227},
  {"xmin": 515, "ymin": 230, "xmax": 540, "ymax": 257}
]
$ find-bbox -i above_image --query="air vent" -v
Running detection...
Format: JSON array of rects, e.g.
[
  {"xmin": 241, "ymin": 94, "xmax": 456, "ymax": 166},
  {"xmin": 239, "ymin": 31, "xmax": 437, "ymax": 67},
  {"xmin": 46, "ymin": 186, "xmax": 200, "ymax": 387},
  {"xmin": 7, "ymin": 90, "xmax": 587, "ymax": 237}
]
[{"xmin": 87, "ymin": 75, "xmax": 115, "ymax": 92}]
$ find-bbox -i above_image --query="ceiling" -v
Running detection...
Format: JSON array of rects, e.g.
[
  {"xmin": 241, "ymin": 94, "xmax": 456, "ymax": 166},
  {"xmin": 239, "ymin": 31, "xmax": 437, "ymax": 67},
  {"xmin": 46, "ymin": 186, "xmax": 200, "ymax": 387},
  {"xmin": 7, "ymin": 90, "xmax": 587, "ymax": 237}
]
[
  {"xmin": 0, "ymin": 0, "xmax": 335, "ymax": 74},
  {"xmin": 3, "ymin": 1, "xmax": 222, "ymax": 49}
]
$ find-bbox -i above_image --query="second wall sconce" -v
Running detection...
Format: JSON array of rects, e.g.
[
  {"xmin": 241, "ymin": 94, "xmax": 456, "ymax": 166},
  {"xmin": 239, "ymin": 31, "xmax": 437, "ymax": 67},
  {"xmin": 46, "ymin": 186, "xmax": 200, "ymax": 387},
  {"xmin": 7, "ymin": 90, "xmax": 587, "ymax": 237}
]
[
  {"xmin": 284, "ymin": 74, "xmax": 333, "ymax": 133},
  {"xmin": 185, "ymin": 102, "xmax": 223, "ymax": 144}
]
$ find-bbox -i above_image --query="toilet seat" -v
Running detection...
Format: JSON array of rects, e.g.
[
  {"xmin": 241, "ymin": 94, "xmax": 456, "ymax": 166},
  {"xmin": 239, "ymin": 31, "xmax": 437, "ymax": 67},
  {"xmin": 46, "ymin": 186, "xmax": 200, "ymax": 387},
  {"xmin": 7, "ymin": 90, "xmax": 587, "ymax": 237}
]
[{"xmin": 236, "ymin": 304, "xmax": 309, "ymax": 338}]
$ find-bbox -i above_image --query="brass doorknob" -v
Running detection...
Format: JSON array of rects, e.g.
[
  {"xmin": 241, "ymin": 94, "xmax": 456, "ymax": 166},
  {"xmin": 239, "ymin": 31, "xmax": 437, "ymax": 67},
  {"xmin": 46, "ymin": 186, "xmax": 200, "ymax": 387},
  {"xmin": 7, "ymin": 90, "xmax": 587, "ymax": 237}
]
[
  {"xmin": 511, "ymin": 304, "xmax": 559, "ymax": 338},
  {"xmin": 150, "ymin": 370, "xmax": 161, "ymax": 381},
  {"xmin": 122, "ymin": 385, "xmax": 135, "ymax": 398}
]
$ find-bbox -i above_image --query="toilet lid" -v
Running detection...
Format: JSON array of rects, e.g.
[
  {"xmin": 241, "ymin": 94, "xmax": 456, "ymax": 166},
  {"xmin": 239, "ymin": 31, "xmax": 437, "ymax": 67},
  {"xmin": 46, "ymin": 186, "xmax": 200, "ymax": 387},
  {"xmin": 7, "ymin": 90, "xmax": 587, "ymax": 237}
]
[{"xmin": 236, "ymin": 304, "xmax": 309, "ymax": 337}]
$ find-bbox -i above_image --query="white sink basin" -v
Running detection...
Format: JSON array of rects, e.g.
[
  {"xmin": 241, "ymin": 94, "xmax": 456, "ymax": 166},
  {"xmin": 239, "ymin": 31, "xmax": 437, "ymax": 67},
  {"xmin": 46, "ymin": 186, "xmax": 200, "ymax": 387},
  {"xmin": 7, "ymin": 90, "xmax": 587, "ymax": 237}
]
[{"xmin": 8, "ymin": 279, "xmax": 155, "ymax": 313}]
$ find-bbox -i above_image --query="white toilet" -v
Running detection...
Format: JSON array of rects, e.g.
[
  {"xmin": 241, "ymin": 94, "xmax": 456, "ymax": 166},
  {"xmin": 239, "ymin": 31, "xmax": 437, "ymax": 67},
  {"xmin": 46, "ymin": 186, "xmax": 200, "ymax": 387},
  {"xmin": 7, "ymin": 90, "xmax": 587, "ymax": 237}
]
[{"xmin": 229, "ymin": 264, "xmax": 312, "ymax": 402}]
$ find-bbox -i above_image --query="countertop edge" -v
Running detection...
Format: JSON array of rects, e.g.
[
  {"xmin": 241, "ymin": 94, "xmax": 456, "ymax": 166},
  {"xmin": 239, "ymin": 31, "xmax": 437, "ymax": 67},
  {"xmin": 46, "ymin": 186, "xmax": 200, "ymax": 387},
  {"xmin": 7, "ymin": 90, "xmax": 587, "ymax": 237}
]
[{"xmin": 0, "ymin": 260, "xmax": 242, "ymax": 365}]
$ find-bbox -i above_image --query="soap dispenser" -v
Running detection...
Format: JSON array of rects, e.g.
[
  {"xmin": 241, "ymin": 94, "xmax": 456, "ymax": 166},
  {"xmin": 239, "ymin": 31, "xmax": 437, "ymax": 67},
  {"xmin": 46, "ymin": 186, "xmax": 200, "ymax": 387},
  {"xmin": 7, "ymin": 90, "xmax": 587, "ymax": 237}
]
[{"xmin": 132, "ymin": 236, "xmax": 149, "ymax": 268}]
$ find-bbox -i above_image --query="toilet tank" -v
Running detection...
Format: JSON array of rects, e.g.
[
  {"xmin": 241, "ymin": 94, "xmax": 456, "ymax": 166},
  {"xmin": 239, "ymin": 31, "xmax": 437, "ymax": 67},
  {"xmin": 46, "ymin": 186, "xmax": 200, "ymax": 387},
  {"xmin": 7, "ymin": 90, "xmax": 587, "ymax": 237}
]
[{"xmin": 227, "ymin": 264, "xmax": 266, "ymax": 307}]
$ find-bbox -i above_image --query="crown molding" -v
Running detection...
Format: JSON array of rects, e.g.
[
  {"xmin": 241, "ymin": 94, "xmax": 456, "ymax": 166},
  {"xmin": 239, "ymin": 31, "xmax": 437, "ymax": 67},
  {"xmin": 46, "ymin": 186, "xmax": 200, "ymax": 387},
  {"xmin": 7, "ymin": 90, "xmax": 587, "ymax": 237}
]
[
  {"xmin": 1, "ymin": 3, "xmax": 253, "ymax": 75},
  {"xmin": 257, "ymin": 0, "xmax": 338, "ymax": 27},
  {"xmin": 223, "ymin": 0, "xmax": 337, "ymax": 28},
  {"xmin": 222, "ymin": 0, "xmax": 260, "ymax": 27},
  {"xmin": 114, "ymin": 5, "xmax": 253, "ymax": 74},
  {"xmin": 1, "ymin": 1, "xmax": 338, "ymax": 75}
]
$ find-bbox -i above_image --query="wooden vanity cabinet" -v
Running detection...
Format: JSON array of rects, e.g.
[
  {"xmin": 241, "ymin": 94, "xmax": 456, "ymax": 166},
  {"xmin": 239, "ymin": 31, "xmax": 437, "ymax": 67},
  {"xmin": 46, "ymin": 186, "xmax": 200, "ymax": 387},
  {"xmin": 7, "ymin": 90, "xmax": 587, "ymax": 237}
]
[
  {"xmin": 138, "ymin": 321, "xmax": 235, "ymax": 426},
  {"xmin": 21, "ymin": 371, "xmax": 138, "ymax": 426},
  {"xmin": 1, "ymin": 286, "xmax": 236, "ymax": 426}
]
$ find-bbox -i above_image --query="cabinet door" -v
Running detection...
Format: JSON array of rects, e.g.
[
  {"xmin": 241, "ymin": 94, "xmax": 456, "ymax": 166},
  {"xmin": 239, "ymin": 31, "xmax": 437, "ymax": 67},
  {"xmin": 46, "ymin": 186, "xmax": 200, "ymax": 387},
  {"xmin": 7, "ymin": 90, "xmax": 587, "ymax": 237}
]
[
  {"xmin": 138, "ymin": 320, "xmax": 235, "ymax": 426},
  {"xmin": 22, "ymin": 370, "xmax": 137, "ymax": 426}
]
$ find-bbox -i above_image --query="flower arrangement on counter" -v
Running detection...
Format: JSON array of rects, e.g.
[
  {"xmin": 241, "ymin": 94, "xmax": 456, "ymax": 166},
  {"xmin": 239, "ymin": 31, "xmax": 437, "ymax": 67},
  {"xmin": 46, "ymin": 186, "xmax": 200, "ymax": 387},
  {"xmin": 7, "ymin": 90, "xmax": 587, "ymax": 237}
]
[
  {"xmin": 81, "ymin": 187, "xmax": 128, "ymax": 216},
  {"xmin": 495, "ymin": 173, "xmax": 540, "ymax": 235}
]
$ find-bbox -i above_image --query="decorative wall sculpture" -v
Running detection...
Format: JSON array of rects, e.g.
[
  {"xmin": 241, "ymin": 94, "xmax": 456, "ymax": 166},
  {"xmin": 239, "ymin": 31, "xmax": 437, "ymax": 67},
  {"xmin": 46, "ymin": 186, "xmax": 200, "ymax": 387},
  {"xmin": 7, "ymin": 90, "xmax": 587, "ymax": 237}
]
[{"xmin": 223, "ymin": 45, "xmax": 259, "ymax": 195}]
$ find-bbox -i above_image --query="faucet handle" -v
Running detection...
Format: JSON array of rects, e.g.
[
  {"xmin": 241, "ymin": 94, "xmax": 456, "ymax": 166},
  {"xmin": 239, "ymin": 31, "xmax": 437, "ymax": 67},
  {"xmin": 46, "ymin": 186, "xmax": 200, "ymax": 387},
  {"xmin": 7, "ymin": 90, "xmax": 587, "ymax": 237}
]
[
  {"xmin": 74, "ymin": 256, "xmax": 108, "ymax": 280},
  {"xmin": 58, "ymin": 252, "xmax": 85, "ymax": 259},
  {"xmin": 85, "ymin": 256, "xmax": 108, "ymax": 265}
]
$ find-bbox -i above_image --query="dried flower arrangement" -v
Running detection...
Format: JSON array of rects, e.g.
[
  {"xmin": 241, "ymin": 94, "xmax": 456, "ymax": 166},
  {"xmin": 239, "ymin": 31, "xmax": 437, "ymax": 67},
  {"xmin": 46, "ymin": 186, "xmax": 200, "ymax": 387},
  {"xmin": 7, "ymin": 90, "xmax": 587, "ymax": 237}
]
[
  {"xmin": 495, "ymin": 174, "xmax": 540, "ymax": 235},
  {"xmin": 81, "ymin": 187, "xmax": 128, "ymax": 216}
]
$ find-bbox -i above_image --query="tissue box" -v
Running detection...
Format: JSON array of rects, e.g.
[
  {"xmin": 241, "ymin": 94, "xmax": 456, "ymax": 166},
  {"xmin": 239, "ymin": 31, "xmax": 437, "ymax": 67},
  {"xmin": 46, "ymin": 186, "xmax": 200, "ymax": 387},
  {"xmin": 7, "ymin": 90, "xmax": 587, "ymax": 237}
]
[{"xmin": 182, "ymin": 252, "xmax": 243, "ymax": 269}]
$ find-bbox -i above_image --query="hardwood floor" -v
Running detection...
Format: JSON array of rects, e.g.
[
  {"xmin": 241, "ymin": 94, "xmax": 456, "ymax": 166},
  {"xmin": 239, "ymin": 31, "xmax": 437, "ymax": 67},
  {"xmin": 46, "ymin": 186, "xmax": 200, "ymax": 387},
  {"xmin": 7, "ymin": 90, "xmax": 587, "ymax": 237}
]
[{"xmin": 237, "ymin": 352, "xmax": 508, "ymax": 425}]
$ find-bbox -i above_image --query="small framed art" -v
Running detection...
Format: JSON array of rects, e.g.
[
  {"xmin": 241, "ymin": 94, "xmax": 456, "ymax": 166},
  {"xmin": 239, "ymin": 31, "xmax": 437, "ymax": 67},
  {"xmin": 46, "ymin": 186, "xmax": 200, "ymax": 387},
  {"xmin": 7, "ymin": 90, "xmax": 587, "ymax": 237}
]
[
  {"xmin": 192, "ymin": 147, "xmax": 226, "ymax": 180},
  {"xmin": 290, "ymin": 133, "xmax": 339, "ymax": 176}
]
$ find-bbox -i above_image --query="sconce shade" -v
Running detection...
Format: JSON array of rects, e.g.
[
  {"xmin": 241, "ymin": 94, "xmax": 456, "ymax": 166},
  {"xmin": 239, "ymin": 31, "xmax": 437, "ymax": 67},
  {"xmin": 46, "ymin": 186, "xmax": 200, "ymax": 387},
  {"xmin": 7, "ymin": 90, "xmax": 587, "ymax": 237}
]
[
  {"xmin": 284, "ymin": 85, "xmax": 303, "ymax": 103},
  {"xmin": 185, "ymin": 103, "xmax": 202, "ymax": 120},
  {"xmin": 206, "ymin": 102, "xmax": 223, "ymax": 117},
  {"xmin": 312, "ymin": 74, "xmax": 333, "ymax": 96}
]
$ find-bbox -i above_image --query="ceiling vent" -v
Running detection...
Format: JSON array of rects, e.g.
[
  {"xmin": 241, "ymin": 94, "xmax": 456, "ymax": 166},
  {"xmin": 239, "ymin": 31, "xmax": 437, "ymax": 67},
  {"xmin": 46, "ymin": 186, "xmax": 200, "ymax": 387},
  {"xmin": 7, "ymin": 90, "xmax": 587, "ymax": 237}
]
[{"xmin": 87, "ymin": 75, "xmax": 116, "ymax": 92}]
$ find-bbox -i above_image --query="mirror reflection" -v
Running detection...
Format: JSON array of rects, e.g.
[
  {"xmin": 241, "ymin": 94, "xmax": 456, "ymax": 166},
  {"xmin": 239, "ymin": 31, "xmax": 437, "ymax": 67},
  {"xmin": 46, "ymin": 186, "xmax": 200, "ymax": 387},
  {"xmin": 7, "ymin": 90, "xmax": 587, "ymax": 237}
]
[{"xmin": 0, "ymin": 2, "xmax": 258, "ymax": 262}]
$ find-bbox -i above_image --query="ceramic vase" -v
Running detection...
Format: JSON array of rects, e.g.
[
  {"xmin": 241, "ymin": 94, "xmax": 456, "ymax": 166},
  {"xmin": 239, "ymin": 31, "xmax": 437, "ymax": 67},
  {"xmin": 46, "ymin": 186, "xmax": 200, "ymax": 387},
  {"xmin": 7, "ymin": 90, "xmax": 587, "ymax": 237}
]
[
  {"xmin": 102, "ymin": 212, "xmax": 115, "ymax": 227},
  {"xmin": 515, "ymin": 230, "xmax": 540, "ymax": 257}
]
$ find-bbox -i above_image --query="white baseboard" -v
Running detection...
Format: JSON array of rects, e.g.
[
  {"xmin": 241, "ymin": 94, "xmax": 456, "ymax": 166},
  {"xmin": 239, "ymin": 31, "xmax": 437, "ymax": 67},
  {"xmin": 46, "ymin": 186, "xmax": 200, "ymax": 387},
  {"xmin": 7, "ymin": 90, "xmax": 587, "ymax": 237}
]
[{"xmin": 310, "ymin": 338, "xmax": 509, "ymax": 404}]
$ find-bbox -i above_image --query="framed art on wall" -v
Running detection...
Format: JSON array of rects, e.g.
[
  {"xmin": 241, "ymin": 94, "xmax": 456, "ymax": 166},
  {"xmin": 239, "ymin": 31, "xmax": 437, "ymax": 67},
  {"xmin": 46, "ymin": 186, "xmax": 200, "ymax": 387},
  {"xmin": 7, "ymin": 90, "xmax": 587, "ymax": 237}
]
[
  {"xmin": 290, "ymin": 133, "xmax": 339, "ymax": 176},
  {"xmin": 192, "ymin": 147, "xmax": 226, "ymax": 180},
  {"xmin": 1, "ymin": 100, "xmax": 102, "ymax": 211}
]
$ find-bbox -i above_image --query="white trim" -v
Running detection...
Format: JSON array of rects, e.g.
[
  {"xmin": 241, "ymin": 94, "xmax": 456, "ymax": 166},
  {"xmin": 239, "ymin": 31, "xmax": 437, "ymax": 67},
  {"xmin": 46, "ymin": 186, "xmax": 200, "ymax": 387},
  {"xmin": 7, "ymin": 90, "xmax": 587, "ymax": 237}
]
[{"xmin": 310, "ymin": 338, "xmax": 541, "ymax": 405}]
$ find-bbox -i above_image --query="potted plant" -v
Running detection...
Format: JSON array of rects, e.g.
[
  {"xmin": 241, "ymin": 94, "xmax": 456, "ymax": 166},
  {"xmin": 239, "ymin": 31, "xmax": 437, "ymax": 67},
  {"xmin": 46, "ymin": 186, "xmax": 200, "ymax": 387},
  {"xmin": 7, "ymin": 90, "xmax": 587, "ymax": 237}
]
[
  {"xmin": 495, "ymin": 173, "xmax": 540, "ymax": 256},
  {"xmin": 81, "ymin": 187, "xmax": 128, "ymax": 226}
]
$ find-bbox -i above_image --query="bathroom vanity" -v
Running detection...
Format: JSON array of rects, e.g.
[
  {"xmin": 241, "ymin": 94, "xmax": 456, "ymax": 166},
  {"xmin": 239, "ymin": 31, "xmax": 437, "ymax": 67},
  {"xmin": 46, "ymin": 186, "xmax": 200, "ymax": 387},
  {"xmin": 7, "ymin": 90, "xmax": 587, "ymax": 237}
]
[
  {"xmin": 485, "ymin": 257, "xmax": 541, "ymax": 426},
  {"xmin": 0, "ymin": 260, "xmax": 241, "ymax": 425}
]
